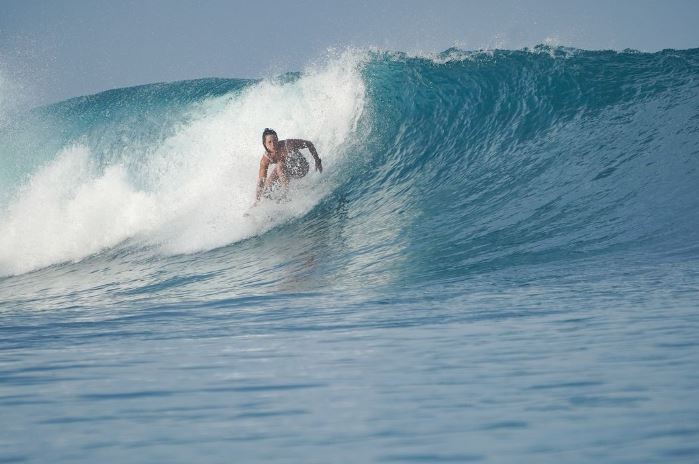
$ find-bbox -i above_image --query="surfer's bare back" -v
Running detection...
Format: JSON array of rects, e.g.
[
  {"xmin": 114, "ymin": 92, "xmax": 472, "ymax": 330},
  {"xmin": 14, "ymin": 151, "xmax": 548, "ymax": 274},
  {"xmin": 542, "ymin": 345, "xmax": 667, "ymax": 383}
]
[{"xmin": 254, "ymin": 128, "xmax": 322, "ymax": 204}]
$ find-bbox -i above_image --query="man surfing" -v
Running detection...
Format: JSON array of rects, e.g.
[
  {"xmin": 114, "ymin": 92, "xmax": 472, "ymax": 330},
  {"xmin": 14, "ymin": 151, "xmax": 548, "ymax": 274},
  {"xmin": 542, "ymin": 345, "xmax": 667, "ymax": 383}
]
[{"xmin": 254, "ymin": 128, "xmax": 323, "ymax": 205}]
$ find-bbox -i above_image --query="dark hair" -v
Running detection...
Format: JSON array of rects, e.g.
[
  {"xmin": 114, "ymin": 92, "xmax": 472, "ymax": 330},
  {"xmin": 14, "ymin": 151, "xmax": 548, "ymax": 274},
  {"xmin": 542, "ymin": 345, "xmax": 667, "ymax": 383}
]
[{"xmin": 262, "ymin": 128, "xmax": 278, "ymax": 153}]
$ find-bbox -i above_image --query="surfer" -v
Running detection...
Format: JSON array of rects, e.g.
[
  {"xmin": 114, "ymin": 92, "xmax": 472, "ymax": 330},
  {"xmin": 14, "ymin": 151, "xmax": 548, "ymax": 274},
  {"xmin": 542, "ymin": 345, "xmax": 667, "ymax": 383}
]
[{"xmin": 254, "ymin": 128, "xmax": 323, "ymax": 204}]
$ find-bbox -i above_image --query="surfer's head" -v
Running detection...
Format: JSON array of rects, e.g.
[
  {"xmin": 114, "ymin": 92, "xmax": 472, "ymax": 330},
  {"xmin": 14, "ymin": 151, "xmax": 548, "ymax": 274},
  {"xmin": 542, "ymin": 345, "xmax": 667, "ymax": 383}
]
[{"xmin": 262, "ymin": 128, "xmax": 278, "ymax": 153}]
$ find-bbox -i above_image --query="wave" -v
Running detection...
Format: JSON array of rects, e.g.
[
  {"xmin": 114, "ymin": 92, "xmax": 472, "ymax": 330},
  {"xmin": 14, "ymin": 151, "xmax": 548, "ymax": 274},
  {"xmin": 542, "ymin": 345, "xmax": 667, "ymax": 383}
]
[{"xmin": 1, "ymin": 47, "xmax": 698, "ymax": 279}]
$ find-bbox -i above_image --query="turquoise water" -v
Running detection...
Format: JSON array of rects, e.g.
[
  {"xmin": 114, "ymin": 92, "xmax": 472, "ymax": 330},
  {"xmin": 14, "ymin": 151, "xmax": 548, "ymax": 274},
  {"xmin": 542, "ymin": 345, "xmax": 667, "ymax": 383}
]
[{"xmin": 1, "ymin": 47, "xmax": 699, "ymax": 462}]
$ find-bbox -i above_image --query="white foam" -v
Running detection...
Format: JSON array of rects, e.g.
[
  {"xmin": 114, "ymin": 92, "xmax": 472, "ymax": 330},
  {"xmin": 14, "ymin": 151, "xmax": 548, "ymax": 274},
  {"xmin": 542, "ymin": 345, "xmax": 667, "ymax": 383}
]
[
  {"xmin": 0, "ymin": 145, "xmax": 160, "ymax": 275},
  {"xmin": 0, "ymin": 51, "xmax": 366, "ymax": 276}
]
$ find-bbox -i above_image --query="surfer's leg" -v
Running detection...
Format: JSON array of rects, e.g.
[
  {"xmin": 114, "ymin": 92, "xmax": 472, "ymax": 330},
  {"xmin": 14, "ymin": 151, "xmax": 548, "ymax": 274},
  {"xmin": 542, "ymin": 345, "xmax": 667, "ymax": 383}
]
[
  {"xmin": 264, "ymin": 167, "xmax": 279, "ymax": 190},
  {"xmin": 274, "ymin": 163, "xmax": 289, "ymax": 188},
  {"xmin": 261, "ymin": 165, "xmax": 289, "ymax": 199}
]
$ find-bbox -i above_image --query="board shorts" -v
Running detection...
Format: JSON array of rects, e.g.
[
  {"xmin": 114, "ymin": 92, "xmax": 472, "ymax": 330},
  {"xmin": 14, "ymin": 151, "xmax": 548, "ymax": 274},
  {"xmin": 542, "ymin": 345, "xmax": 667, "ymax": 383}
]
[{"xmin": 283, "ymin": 151, "xmax": 310, "ymax": 179}]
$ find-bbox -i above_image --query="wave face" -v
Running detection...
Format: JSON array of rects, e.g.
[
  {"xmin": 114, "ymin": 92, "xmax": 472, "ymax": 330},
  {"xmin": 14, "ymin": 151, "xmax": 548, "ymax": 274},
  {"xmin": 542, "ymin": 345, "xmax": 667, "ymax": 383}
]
[
  {"xmin": 1, "ymin": 47, "xmax": 698, "ymax": 281},
  {"xmin": 352, "ymin": 47, "xmax": 699, "ymax": 285}
]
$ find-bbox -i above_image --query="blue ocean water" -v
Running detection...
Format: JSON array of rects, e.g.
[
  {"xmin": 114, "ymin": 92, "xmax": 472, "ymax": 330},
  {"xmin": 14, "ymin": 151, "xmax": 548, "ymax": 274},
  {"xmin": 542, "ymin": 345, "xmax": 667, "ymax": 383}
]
[{"xmin": 1, "ymin": 47, "xmax": 699, "ymax": 463}]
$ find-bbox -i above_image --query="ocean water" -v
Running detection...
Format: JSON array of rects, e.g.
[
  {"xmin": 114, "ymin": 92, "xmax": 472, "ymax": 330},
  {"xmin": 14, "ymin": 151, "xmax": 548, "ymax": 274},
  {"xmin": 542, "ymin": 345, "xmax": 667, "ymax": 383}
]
[{"xmin": 1, "ymin": 47, "xmax": 699, "ymax": 463}]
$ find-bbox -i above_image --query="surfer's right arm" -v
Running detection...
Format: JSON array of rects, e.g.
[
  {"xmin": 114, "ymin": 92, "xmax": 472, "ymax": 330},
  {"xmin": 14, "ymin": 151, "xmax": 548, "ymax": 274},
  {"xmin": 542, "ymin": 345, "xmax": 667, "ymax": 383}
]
[{"xmin": 254, "ymin": 155, "xmax": 270, "ymax": 204}]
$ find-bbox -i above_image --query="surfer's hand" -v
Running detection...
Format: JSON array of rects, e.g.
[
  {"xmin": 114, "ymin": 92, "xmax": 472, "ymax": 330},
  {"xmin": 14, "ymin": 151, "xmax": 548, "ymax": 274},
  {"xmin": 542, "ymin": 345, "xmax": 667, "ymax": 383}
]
[{"xmin": 315, "ymin": 158, "xmax": 323, "ymax": 173}]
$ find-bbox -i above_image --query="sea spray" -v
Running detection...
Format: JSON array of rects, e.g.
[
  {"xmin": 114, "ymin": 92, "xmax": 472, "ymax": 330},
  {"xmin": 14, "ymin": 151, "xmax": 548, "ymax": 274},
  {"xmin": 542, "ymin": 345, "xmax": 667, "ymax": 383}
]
[{"xmin": 0, "ymin": 51, "xmax": 366, "ymax": 275}]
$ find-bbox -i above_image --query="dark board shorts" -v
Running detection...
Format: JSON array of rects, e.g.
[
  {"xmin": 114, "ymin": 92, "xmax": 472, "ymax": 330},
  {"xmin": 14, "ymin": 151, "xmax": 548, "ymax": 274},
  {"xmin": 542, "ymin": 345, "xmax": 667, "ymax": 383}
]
[{"xmin": 283, "ymin": 151, "xmax": 310, "ymax": 179}]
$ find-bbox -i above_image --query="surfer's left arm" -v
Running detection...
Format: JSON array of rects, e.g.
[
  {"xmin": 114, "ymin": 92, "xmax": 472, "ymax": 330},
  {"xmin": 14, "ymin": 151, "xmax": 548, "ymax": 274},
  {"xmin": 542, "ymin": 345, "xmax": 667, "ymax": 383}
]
[{"xmin": 286, "ymin": 139, "xmax": 323, "ymax": 173}]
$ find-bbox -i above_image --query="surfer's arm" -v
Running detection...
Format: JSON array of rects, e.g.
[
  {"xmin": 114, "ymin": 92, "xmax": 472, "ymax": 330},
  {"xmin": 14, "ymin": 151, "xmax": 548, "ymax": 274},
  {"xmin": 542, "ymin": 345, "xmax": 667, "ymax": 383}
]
[
  {"xmin": 255, "ymin": 156, "xmax": 270, "ymax": 203},
  {"xmin": 286, "ymin": 139, "xmax": 323, "ymax": 172}
]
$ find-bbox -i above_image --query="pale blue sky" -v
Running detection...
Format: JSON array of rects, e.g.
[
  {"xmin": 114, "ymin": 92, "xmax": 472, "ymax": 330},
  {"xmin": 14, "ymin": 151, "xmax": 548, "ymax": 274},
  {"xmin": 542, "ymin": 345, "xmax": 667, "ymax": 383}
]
[{"xmin": 1, "ymin": 0, "xmax": 698, "ymax": 106}]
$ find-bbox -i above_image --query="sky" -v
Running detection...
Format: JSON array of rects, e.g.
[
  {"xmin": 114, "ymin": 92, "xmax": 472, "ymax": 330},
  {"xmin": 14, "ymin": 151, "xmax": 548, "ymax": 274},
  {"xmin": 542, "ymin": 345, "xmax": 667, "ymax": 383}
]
[{"xmin": 1, "ymin": 0, "xmax": 698, "ymax": 106}]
